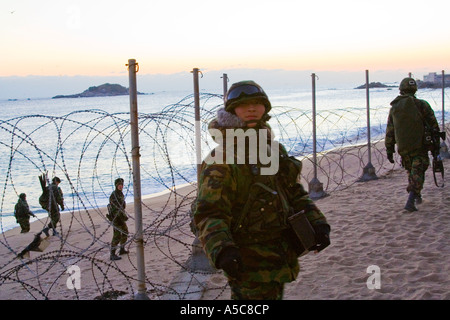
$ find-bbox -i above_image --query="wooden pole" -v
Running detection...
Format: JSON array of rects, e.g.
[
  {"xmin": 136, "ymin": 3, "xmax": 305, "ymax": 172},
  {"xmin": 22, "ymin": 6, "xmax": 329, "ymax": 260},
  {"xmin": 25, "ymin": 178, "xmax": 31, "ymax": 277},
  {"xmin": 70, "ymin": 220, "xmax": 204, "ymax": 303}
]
[
  {"xmin": 442, "ymin": 70, "xmax": 445, "ymax": 130},
  {"xmin": 308, "ymin": 73, "xmax": 326, "ymax": 199},
  {"xmin": 222, "ymin": 73, "xmax": 228, "ymax": 99},
  {"xmin": 192, "ymin": 68, "xmax": 202, "ymax": 186},
  {"xmin": 358, "ymin": 70, "xmax": 377, "ymax": 181},
  {"xmin": 127, "ymin": 59, "xmax": 149, "ymax": 300},
  {"xmin": 440, "ymin": 70, "xmax": 450, "ymax": 159}
]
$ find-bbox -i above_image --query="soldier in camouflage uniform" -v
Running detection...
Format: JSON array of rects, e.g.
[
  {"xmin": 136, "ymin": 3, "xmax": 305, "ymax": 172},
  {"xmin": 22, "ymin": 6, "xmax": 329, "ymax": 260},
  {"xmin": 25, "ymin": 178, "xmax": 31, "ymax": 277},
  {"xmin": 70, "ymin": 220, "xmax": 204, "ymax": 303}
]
[
  {"xmin": 385, "ymin": 77, "xmax": 440, "ymax": 212},
  {"xmin": 14, "ymin": 193, "xmax": 36, "ymax": 233},
  {"xmin": 193, "ymin": 81, "xmax": 330, "ymax": 300},
  {"xmin": 109, "ymin": 178, "xmax": 129, "ymax": 261},
  {"xmin": 42, "ymin": 177, "xmax": 64, "ymax": 236}
]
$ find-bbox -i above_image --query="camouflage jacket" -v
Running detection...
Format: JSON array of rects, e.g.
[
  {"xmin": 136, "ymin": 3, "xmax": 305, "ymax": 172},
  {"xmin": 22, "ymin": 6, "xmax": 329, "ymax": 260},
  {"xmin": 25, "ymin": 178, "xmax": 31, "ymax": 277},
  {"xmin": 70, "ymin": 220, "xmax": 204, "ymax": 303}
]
[
  {"xmin": 193, "ymin": 109, "xmax": 328, "ymax": 283},
  {"xmin": 48, "ymin": 183, "xmax": 64, "ymax": 213},
  {"xmin": 14, "ymin": 199, "xmax": 33, "ymax": 219},
  {"xmin": 386, "ymin": 93, "xmax": 439, "ymax": 156},
  {"xmin": 109, "ymin": 189, "xmax": 127, "ymax": 223}
]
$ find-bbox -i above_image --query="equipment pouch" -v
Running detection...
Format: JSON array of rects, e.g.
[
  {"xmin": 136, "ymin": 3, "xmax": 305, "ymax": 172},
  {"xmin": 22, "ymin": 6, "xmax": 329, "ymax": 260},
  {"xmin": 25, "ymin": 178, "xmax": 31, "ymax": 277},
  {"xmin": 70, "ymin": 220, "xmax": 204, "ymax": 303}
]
[
  {"xmin": 106, "ymin": 204, "xmax": 113, "ymax": 221},
  {"xmin": 287, "ymin": 210, "xmax": 317, "ymax": 257},
  {"xmin": 423, "ymin": 127, "xmax": 434, "ymax": 149},
  {"xmin": 433, "ymin": 158, "xmax": 444, "ymax": 173}
]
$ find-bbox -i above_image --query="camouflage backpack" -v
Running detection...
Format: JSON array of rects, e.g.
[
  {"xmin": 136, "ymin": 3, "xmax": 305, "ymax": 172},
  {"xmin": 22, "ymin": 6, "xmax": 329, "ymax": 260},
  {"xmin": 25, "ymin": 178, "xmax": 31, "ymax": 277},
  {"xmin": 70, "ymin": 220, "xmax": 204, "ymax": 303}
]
[{"xmin": 390, "ymin": 95, "xmax": 424, "ymax": 155}]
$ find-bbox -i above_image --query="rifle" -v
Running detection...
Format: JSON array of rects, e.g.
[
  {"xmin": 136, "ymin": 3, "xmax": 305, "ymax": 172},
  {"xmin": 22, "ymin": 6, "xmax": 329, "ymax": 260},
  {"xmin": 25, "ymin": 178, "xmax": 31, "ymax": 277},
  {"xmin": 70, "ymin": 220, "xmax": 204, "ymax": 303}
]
[
  {"xmin": 414, "ymin": 99, "xmax": 445, "ymax": 188},
  {"xmin": 424, "ymin": 128, "xmax": 445, "ymax": 187},
  {"xmin": 430, "ymin": 131, "xmax": 446, "ymax": 188}
]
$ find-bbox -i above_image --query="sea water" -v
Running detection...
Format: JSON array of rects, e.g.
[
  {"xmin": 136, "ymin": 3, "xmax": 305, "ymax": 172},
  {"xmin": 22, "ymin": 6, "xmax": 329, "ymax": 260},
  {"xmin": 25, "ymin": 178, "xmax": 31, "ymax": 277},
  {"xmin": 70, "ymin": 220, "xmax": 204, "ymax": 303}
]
[{"xmin": 0, "ymin": 87, "xmax": 447, "ymax": 233}]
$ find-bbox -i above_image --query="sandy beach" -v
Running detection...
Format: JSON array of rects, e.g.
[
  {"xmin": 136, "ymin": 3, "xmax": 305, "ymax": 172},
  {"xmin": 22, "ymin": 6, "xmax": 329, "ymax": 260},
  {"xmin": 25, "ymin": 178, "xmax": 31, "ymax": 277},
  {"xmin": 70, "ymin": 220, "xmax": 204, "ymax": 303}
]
[{"xmin": 1, "ymin": 140, "xmax": 449, "ymax": 300}]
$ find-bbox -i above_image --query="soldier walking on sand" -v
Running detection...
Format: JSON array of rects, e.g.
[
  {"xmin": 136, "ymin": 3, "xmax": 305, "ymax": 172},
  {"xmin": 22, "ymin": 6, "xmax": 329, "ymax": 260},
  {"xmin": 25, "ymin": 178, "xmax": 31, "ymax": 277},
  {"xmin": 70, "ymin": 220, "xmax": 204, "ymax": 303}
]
[
  {"xmin": 109, "ymin": 178, "xmax": 129, "ymax": 261},
  {"xmin": 42, "ymin": 177, "xmax": 64, "ymax": 236},
  {"xmin": 14, "ymin": 193, "xmax": 36, "ymax": 233},
  {"xmin": 385, "ymin": 77, "xmax": 440, "ymax": 212}
]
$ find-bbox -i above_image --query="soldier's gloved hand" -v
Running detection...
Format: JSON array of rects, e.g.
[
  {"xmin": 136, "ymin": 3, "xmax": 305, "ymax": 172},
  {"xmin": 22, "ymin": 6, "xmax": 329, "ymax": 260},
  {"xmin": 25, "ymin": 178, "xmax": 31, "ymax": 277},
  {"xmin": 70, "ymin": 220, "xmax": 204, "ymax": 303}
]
[
  {"xmin": 216, "ymin": 246, "xmax": 243, "ymax": 280},
  {"xmin": 387, "ymin": 152, "xmax": 394, "ymax": 164},
  {"xmin": 313, "ymin": 224, "xmax": 331, "ymax": 253}
]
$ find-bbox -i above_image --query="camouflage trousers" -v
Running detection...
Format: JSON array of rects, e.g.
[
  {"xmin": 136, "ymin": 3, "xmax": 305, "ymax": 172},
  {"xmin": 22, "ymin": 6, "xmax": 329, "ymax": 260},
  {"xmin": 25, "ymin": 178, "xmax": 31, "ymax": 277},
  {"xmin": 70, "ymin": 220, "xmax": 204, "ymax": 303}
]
[
  {"xmin": 111, "ymin": 220, "xmax": 128, "ymax": 248},
  {"xmin": 401, "ymin": 153, "xmax": 430, "ymax": 195},
  {"xmin": 17, "ymin": 217, "xmax": 30, "ymax": 233},
  {"xmin": 47, "ymin": 210, "xmax": 60, "ymax": 229},
  {"xmin": 229, "ymin": 280, "xmax": 284, "ymax": 300}
]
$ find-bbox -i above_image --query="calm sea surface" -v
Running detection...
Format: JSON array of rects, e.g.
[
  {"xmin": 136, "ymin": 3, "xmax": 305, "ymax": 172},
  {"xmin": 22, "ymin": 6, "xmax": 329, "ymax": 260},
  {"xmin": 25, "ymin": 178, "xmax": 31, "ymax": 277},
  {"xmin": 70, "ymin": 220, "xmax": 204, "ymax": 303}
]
[{"xmin": 1, "ymin": 87, "xmax": 447, "ymax": 232}]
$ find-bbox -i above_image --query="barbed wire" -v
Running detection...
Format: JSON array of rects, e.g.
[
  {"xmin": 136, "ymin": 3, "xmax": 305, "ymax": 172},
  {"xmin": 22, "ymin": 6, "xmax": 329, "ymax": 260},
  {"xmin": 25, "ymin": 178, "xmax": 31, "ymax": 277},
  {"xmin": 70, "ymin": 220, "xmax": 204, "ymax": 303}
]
[{"xmin": 0, "ymin": 92, "xmax": 449, "ymax": 299}]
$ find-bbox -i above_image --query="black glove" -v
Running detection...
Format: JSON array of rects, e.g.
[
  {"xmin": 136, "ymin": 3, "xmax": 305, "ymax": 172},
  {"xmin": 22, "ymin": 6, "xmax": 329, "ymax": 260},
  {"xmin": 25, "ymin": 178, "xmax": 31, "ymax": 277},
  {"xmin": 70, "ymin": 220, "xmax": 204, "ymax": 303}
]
[
  {"xmin": 387, "ymin": 152, "xmax": 394, "ymax": 164},
  {"xmin": 216, "ymin": 246, "xmax": 243, "ymax": 280},
  {"xmin": 313, "ymin": 224, "xmax": 331, "ymax": 252}
]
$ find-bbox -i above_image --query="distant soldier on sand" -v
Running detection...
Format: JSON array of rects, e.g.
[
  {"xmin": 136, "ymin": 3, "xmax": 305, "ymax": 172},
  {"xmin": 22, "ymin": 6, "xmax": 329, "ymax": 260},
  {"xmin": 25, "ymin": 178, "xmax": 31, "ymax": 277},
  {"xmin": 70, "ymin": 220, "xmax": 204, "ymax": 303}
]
[
  {"xmin": 108, "ymin": 178, "xmax": 129, "ymax": 261},
  {"xmin": 41, "ymin": 177, "xmax": 64, "ymax": 236},
  {"xmin": 385, "ymin": 77, "xmax": 440, "ymax": 212},
  {"xmin": 14, "ymin": 193, "xmax": 36, "ymax": 233}
]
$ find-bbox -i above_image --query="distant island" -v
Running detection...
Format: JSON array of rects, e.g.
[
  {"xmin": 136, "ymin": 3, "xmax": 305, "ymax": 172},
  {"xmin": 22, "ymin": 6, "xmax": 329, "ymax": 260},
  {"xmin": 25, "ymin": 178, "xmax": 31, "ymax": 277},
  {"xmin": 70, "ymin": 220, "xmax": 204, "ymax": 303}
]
[
  {"xmin": 52, "ymin": 83, "xmax": 145, "ymax": 99},
  {"xmin": 355, "ymin": 80, "xmax": 450, "ymax": 90},
  {"xmin": 354, "ymin": 82, "xmax": 397, "ymax": 89}
]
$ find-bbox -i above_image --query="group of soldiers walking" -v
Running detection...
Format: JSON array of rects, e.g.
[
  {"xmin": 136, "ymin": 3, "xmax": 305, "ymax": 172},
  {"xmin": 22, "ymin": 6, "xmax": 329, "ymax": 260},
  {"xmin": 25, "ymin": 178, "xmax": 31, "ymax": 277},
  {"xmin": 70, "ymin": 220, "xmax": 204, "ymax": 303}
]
[{"xmin": 14, "ymin": 176, "xmax": 129, "ymax": 262}]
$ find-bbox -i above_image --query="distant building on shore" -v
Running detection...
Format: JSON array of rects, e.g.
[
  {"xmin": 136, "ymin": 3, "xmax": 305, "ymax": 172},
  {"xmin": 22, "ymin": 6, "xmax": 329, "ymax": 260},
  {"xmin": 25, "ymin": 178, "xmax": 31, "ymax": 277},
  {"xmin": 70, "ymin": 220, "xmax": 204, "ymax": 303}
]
[{"xmin": 423, "ymin": 72, "xmax": 450, "ymax": 85}]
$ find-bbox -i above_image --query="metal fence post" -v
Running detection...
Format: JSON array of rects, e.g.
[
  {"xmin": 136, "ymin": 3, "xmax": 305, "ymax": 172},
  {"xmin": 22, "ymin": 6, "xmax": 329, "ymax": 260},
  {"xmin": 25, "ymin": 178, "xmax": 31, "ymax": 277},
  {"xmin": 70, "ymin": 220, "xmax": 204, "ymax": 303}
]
[
  {"xmin": 222, "ymin": 73, "xmax": 228, "ymax": 100},
  {"xmin": 190, "ymin": 68, "xmax": 215, "ymax": 273},
  {"xmin": 127, "ymin": 59, "xmax": 149, "ymax": 300},
  {"xmin": 308, "ymin": 73, "xmax": 326, "ymax": 199},
  {"xmin": 440, "ymin": 70, "xmax": 450, "ymax": 159},
  {"xmin": 358, "ymin": 70, "xmax": 378, "ymax": 181},
  {"xmin": 192, "ymin": 68, "xmax": 202, "ymax": 184}
]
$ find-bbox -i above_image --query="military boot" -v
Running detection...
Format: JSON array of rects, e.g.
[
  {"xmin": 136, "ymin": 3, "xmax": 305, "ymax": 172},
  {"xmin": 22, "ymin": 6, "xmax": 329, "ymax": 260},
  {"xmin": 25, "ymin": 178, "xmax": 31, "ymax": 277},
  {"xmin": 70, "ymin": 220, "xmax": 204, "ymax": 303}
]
[
  {"xmin": 119, "ymin": 246, "xmax": 129, "ymax": 255},
  {"xmin": 42, "ymin": 227, "xmax": 50, "ymax": 237},
  {"xmin": 110, "ymin": 249, "xmax": 121, "ymax": 261},
  {"xmin": 415, "ymin": 194, "xmax": 423, "ymax": 205},
  {"xmin": 404, "ymin": 191, "xmax": 418, "ymax": 212}
]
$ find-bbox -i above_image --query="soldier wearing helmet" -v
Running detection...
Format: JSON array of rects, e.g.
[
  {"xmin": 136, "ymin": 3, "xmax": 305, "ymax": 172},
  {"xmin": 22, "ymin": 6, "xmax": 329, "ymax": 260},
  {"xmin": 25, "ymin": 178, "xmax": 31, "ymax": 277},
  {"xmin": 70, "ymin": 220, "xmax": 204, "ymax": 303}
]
[
  {"xmin": 109, "ymin": 178, "xmax": 129, "ymax": 260},
  {"xmin": 385, "ymin": 77, "xmax": 440, "ymax": 211},
  {"xmin": 14, "ymin": 193, "xmax": 36, "ymax": 233},
  {"xmin": 193, "ymin": 80, "xmax": 330, "ymax": 299},
  {"xmin": 42, "ymin": 176, "xmax": 64, "ymax": 237}
]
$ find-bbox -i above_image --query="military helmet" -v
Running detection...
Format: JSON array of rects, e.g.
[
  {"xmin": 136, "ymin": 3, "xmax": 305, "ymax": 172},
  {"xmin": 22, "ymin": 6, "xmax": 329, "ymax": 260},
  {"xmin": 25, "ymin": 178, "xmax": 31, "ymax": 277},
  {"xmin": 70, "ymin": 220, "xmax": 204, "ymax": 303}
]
[
  {"xmin": 224, "ymin": 80, "xmax": 271, "ymax": 114},
  {"xmin": 115, "ymin": 178, "xmax": 124, "ymax": 186},
  {"xmin": 399, "ymin": 77, "xmax": 417, "ymax": 93}
]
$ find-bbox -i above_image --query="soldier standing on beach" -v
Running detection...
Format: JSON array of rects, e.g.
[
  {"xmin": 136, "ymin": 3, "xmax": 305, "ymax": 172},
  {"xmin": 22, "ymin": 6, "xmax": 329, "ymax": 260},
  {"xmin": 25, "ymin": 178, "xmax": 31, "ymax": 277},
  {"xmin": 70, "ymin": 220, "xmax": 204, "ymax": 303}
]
[
  {"xmin": 109, "ymin": 178, "xmax": 129, "ymax": 261},
  {"xmin": 193, "ymin": 80, "xmax": 330, "ymax": 300},
  {"xmin": 14, "ymin": 193, "xmax": 36, "ymax": 233},
  {"xmin": 42, "ymin": 177, "xmax": 64, "ymax": 236},
  {"xmin": 385, "ymin": 77, "xmax": 440, "ymax": 212}
]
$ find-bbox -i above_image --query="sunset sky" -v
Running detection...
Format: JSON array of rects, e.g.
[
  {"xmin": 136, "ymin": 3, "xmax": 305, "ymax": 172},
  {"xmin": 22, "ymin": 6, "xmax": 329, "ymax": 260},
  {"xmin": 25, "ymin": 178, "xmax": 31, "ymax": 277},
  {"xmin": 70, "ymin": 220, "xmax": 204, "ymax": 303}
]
[{"xmin": 1, "ymin": 0, "xmax": 449, "ymax": 97}]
